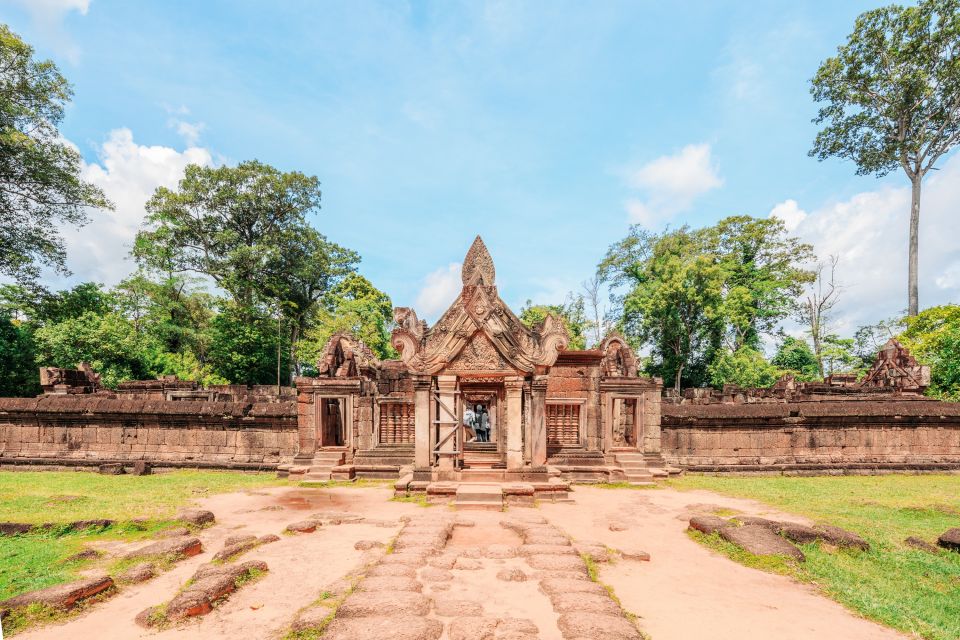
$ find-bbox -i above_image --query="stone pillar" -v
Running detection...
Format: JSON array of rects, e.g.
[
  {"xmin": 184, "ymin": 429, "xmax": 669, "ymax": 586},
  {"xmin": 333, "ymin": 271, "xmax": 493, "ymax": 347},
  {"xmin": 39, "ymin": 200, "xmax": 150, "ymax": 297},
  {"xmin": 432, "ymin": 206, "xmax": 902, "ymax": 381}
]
[
  {"xmin": 505, "ymin": 376, "xmax": 525, "ymax": 470},
  {"xmin": 530, "ymin": 375, "xmax": 548, "ymax": 467},
  {"xmin": 294, "ymin": 387, "xmax": 316, "ymax": 463},
  {"xmin": 642, "ymin": 389, "xmax": 662, "ymax": 454},
  {"xmin": 436, "ymin": 375, "xmax": 459, "ymax": 475},
  {"xmin": 413, "ymin": 376, "xmax": 431, "ymax": 469}
]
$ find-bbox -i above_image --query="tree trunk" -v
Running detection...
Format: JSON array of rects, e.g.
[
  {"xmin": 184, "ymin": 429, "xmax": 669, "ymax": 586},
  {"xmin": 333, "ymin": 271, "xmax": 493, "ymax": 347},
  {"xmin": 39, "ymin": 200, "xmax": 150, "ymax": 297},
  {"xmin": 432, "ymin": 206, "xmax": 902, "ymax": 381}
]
[
  {"xmin": 674, "ymin": 364, "xmax": 683, "ymax": 392},
  {"xmin": 908, "ymin": 176, "xmax": 921, "ymax": 316}
]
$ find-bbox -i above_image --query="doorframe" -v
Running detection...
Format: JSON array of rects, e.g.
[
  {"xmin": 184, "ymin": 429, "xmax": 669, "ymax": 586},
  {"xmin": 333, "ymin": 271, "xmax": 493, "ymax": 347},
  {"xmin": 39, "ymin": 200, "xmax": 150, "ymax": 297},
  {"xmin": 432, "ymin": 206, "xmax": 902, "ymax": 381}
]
[{"xmin": 315, "ymin": 394, "xmax": 352, "ymax": 450}]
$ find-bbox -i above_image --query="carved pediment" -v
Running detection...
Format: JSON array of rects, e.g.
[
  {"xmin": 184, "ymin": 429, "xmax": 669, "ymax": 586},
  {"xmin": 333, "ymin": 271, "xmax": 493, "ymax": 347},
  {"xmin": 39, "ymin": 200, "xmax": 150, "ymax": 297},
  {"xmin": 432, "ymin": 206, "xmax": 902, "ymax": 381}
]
[
  {"xmin": 391, "ymin": 236, "xmax": 569, "ymax": 375},
  {"xmin": 600, "ymin": 333, "xmax": 638, "ymax": 377},
  {"xmin": 317, "ymin": 332, "xmax": 379, "ymax": 378}
]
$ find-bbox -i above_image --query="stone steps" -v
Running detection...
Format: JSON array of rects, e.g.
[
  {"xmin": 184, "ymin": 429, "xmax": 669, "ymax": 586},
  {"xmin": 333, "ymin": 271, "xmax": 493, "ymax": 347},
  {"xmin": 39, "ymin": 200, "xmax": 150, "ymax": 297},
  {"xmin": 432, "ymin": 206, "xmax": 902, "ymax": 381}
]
[{"xmin": 453, "ymin": 483, "xmax": 503, "ymax": 510}]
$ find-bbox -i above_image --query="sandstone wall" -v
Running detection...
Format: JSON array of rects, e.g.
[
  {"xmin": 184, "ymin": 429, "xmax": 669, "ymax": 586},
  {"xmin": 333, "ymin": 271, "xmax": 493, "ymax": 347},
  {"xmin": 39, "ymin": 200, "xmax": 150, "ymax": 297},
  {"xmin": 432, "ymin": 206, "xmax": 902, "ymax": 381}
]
[
  {"xmin": 0, "ymin": 396, "xmax": 297, "ymax": 470},
  {"xmin": 662, "ymin": 400, "xmax": 960, "ymax": 472}
]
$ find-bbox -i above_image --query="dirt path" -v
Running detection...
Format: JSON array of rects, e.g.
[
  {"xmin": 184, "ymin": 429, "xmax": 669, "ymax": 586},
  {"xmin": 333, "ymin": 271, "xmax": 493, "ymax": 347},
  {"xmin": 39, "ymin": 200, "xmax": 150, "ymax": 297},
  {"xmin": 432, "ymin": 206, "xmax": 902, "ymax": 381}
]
[
  {"xmin": 539, "ymin": 486, "xmax": 907, "ymax": 640},
  {"xmin": 16, "ymin": 484, "xmax": 909, "ymax": 640}
]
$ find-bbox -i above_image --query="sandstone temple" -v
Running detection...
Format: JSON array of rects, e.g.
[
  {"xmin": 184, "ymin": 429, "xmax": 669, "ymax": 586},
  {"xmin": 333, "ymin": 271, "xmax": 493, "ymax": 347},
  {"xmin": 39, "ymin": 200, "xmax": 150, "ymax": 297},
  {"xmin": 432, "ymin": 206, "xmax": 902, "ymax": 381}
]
[
  {"xmin": 1, "ymin": 237, "xmax": 959, "ymax": 489},
  {"xmin": 287, "ymin": 237, "xmax": 669, "ymax": 501}
]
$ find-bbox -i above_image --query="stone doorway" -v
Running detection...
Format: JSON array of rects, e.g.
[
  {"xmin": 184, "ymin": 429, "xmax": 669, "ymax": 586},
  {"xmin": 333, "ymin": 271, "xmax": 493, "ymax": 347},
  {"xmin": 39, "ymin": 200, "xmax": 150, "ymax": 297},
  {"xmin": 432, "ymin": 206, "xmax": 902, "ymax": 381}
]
[{"xmin": 318, "ymin": 397, "xmax": 348, "ymax": 448}]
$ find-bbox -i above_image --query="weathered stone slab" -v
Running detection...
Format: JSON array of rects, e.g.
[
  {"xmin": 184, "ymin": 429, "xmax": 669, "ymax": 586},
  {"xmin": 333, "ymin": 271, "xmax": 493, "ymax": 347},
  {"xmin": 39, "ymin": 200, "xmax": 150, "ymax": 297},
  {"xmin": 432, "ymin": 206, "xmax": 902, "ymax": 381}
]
[
  {"xmin": 358, "ymin": 576, "xmax": 421, "ymax": 592},
  {"xmin": 433, "ymin": 597, "xmax": 484, "ymax": 616},
  {"xmin": 337, "ymin": 591, "xmax": 431, "ymax": 617},
  {"xmin": 367, "ymin": 564, "xmax": 417, "ymax": 578},
  {"xmin": 286, "ymin": 520, "xmax": 317, "ymax": 534},
  {"xmin": 448, "ymin": 617, "xmax": 538, "ymax": 640},
  {"xmin": 322, "ymin": 615, "xmax": 442, "ymax": 640},
  {"xmin": 125, "ymin": 536, "xmax": 202, "ymax": 561},
  {"xmin": 550, "ymin": 591, "xmax": 621, "ymax": 615},
  {"xmin": 0, "ymin": 575, "xmax": 113, "ymax": 610},
  {"xmin": 176, "ymin": 509, "xmax": 215, "ymax": 526},
  {"xmin": 557, "ymin": 612, "xmax": 641, "ymax": 640},
  {"xmin": 525, "ymin": 554, "xmax": 588, "ymax": 573},
  {"xmin": 719, "ymin": 525, "xmax": 805, "ymax": 561},
  {"xmin": 118, "ymin": 562, "xmax": 155, "ymax": 584},
  {"xmin": 163, "ymin": 560, "xmax": 266, "ymax": 620},
  {"xmin": 938, "ymin": 527, "xmax": 960, "ymax": 552},
  {"xmin": 539, "ymin": 577, "xmax": 607, "ymax": 596},
  {"xmin": 688, "ymin": 515, "xmax": 728, "ymax": 535},
  {"xmin": 517, "ymin": 544, "xmax": 577, "ymax": 557}
]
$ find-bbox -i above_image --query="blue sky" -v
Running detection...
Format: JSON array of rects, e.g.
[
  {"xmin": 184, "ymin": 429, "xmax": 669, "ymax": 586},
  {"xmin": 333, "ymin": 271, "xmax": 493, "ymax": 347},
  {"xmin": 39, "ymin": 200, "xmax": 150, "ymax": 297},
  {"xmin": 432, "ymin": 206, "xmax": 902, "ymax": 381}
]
[{"xmin": 3, "ymin": 0, "xmax": 958, "ymax": 333}]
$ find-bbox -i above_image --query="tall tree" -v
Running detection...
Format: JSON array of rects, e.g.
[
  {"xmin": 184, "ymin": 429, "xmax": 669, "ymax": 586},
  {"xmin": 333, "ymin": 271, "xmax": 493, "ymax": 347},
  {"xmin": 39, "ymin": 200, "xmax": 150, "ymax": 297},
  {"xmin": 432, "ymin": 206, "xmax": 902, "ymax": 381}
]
[
  {"xmin": 810, "ymin": 0, "xmax": 960, "ymax": 316},
  {"xmin": 134, "ymin": 160, "xmax": 322, "ymax": 309},
  {"xmin": 798, "ymin": 255, "xmax": 842, "ymax": 378},
  {"xmin": 261, "ymin": 226, "xmax": 359, "ymax": 376},
  {"xmin": 0, "ymin": 25, "xmax": 111, "ymax": 283},
  {"xmin": 702, "ymin": 216, "xmax": 814, "ymax": 351}
]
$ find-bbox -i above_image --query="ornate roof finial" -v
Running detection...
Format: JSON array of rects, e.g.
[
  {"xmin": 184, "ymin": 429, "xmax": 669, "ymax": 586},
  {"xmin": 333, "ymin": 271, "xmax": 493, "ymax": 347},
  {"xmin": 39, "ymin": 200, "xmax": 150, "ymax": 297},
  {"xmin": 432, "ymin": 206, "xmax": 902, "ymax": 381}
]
[{"xmin": 461, "ymin": 235, "xmax": 496, "ymax": 286}]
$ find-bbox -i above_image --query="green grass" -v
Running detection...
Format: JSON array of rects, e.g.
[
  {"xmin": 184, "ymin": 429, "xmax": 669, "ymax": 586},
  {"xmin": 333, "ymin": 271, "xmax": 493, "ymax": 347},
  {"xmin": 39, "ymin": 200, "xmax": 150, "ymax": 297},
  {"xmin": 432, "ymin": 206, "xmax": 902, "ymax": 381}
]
[
  {"xmin": 0, "ymin": 470, "xmax": 283, "ymax": 605},
  {"xmin": 669, "ymin": 474, "xmax": 960, "ymax": 640}
]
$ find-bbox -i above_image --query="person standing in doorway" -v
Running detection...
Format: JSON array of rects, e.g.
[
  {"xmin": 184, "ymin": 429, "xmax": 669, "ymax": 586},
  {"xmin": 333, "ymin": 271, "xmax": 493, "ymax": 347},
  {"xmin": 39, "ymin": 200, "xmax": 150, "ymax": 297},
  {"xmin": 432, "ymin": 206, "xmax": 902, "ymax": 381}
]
[
  {"xmin": 463, "ymin": 405, "xmax": 477, "ymax": 442},
  {"xmin": 478, "ymin": 405, "xmax": 490, "ymax": 442}
]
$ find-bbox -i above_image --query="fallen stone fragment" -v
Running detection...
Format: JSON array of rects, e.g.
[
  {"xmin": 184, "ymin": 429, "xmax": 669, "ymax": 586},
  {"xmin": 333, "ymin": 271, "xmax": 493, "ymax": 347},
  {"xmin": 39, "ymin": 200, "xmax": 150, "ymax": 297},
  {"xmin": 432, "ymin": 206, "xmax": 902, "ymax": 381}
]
[
  {"xmin": 539, "ymin": 577, "xmax": 608, "ymax": 596},
  {"xmin": 618, "ymin": 548, "xmax": 651, "ymax": 562},
  {"xmin": 176, "ymin": 509, "xmax": 215, "ymax": 527},
  {"xmin": 291, "ymin": 604, "xmax": 334, "ymax": 632},
  {"xmin": 322, "ymin": 615, "xmax": 442, "ymax": 640},
  {"xmin": 574, "ymin": 542, "xmax": 611, "ymax": 563},
  {"xmin": 557, "ymin": 612, "xmax": 641, "ymax": 640},
  {"xmin": 379, "ymin": 551, "xmax": 429, "ymax": 566},
  {"xmin": 358, "ymin": 576, "xmax": 422, "ymax": 592},
  {"xmin": 550, "ymin": 591, "xmax": 621, "ymax": 615},
  {"xmin": 719, "ymin": 525, "xmax": 805, "ymax": 561},
  {"xmin": 213, "ymin": 540, "xmax": 258, "ymax": 562},
  {"xmin": 905, "ymin": 536, "xmax": 940, "ymax": 553},
  {"xmin": 224, "ymin": 534, "xmax": 257, "ymax": 547},
  {"xmin": 286, "ymin": 520, "xmax": 318, "ymax": 534},
  {"xmin": 453, "ymin": 557, "xmax": 482, "ymax": 570},
  {"xmin": 355, "ymin": 540, "xmax": 385, "ymax": 551},
  {"xmin": 118, "ymin": 562, "xmax": 155, "ymax": 584},
  {"xmin": 337, "ymin": 590, "xmax": 431, "ymax": 617},
  {"xmin": 814, "ymin": 525, "xmax": 870, "ymax": 551},
  {"xmin": 63, "ymin": 548, "xmax": 102, "ymax": 563},
  {"xmin": 99, "ymin": 463, "xmax": 124, "ymax": 475},
  {"xmin": 154, "ymin": 526, "xmax": 191, "ymax": 539},
  {"xmin": 608, "ymin": 520, "xmax": 629, "ymax": 532},
  {"xmin": 134, "ymin": 605, "xmax": 163, "ymax": 629},
  {"xmin": 496, "ymin": 568, "xmax": 527, "ymax": 582},
  {"xmin": 777, "ymin": 522, "xmax": 820, "ymax": 544},
  {"xmin": 125, "ymin": 536, "xmax": 202, "ymax": 561},
  {"xmin": 0, "ymin": 522, "xmax": 32, "ymax": 536},
  {"xmin": 525, "ymin": 554, "xmax": 588, "ymax": 574},
  {"xmin": 433, "ymin": 597, "xmax": 483, "ymax": 616},
  {"xmin": 131, "ymin": 460, "xmax": 151, "ymax": 476},
  {"xmin": 688, "ymin": 515, "xmax": 728, "ymax": 535},
  {"xmin": 937, "ymin": 528, "xmax": 960, "ymax": 552},
  {"xmin": 161, "ymin": 560, "xmax": 267, "ymax": 621},
  {"xmin": 259, "ymin": 533, "xmax": 280, "ymax": 545},
  {"xmin": 0, "ymin": 575, "xmax": 114, "ymax": 611}
]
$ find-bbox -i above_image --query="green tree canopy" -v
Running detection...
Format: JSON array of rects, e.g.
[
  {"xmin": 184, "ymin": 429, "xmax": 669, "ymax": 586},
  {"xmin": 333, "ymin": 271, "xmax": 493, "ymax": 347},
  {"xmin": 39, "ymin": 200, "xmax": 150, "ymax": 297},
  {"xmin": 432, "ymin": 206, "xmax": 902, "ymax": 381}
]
[
  {"xmin": 772, "ymin": 336, "xmax": 821, "ymax": 381},
  {"xmin": 520, "ymin": 294, "xmax": 592, "ymax": 350},
  {"xmin": 810, "ymin": 0, "xmax": 960, "ymax": 316},
  {"xmin": 898, "ymin": 304, "xmax": 960, "ymax": 399},
  {"xmin": 134, "ymin": 160, "xmax": 322, "ymax": 308},
  {"xmin": 0, "ymin": 25, "xmax": 111, "ymax": 284},
  {"xmin": 708, "ymin": 346, "xmax": 783, "ymax": 389}
]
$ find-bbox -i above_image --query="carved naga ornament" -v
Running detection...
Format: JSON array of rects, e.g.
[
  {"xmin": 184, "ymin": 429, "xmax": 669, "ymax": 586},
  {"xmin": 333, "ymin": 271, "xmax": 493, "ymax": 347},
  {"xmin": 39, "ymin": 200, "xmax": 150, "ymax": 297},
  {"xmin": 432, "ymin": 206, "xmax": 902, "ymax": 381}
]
[
  {"xmin": 600, "ymin": 333, "xmax": 639, "ymax": 378},
  {"xmin": 391, "ymin": 236, "xmax": 569, "ymax": 375}
]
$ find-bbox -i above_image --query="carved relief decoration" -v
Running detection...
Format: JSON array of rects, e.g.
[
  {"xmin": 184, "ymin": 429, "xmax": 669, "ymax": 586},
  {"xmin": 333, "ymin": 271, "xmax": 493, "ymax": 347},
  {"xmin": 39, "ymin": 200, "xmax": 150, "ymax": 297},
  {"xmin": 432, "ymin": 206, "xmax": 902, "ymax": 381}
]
[
  {"xmin": 391, "ymin": 236, "xmax": 569, "ymax": 375},
  {"xmin": 600, "ymin": 333, "xmax": 638, "ymax": 378},
  {"xmin": 317, "ymin": 332, "xmax": 379, "ymax": 378}
]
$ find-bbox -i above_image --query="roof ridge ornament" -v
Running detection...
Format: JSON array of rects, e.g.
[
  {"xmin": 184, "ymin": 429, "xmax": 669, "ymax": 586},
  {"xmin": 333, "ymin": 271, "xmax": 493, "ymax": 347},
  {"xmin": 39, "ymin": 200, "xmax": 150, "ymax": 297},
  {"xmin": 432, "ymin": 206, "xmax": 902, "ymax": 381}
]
[{"xmin": 461, "ymin": 235, "xmax": 496, "ymax": 287}]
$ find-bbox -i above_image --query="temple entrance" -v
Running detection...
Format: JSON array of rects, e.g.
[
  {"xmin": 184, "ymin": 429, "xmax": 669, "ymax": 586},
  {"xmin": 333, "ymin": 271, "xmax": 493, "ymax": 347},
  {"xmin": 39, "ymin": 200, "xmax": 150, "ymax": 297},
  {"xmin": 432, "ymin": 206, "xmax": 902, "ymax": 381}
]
[
  {"xmin": 318, "ymin": 397, "xmax": 348, "ymax": 448},
  {"xmin": 460, "ymin": 382, "xmax": 505, "ymax": 471}
]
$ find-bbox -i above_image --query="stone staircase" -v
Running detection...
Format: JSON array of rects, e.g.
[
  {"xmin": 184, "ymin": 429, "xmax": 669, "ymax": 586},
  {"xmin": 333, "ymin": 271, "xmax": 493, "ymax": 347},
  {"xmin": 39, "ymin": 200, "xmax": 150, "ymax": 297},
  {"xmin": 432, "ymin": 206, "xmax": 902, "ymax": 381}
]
[
  {"xmin": 453, "ymin": 483, "xmax": 504, "ymax": 510},
  {"xmin": 611, "ymin": 451, "xmax": 656, "ymax": 485},
  {"xmin": 301, "ymin": 451, "xmax": 346, "ymax": 483}
]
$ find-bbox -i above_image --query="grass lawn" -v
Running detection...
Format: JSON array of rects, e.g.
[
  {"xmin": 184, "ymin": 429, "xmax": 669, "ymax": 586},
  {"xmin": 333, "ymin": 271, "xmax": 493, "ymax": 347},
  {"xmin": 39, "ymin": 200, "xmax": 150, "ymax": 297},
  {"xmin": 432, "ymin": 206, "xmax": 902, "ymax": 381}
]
[
  {"xmin": 669, "ymin": 474, "xmax": 960, "ymax": 640},
  {"xmin": 0, "ymin": 470, "xmax": 285, "ymax": 604}
]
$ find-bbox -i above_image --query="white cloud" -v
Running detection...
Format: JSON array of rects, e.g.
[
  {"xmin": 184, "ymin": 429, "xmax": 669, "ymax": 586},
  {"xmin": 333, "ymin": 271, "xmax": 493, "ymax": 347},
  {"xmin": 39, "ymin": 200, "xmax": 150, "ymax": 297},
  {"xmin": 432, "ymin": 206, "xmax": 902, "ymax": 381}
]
[
  {"xmin": 622, "ymin": 143, "xmax": 723, "ymax": 227},
  {"xmin": 768, "ymin": 198, "xmax": 807, "ymax": 232},
  {"xmin": 59, "ymin": 128, "xmax": 213, "ymax": 286},
  {"xmin": 414, "ymin": 262, "xmax": 462, "ymax": 321},
  {"xmin": 9, "ymin": 0, "xmax": 91, "ymax": 63},
  {"xmin": 771, "ymin": 152, "xmax": 960, "ymax": 334},
  {"xmin": 172, "ymin": 120, "xmax": 206, "ymax": 147}
]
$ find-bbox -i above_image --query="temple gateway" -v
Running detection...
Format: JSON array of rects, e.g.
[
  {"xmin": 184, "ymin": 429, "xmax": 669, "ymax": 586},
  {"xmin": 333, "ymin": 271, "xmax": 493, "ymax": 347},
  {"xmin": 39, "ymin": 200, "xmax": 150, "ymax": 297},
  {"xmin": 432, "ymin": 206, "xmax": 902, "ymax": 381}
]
[{"xmin": 286, "ymin": 236, "xmax": 672, "ymax": 498}]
